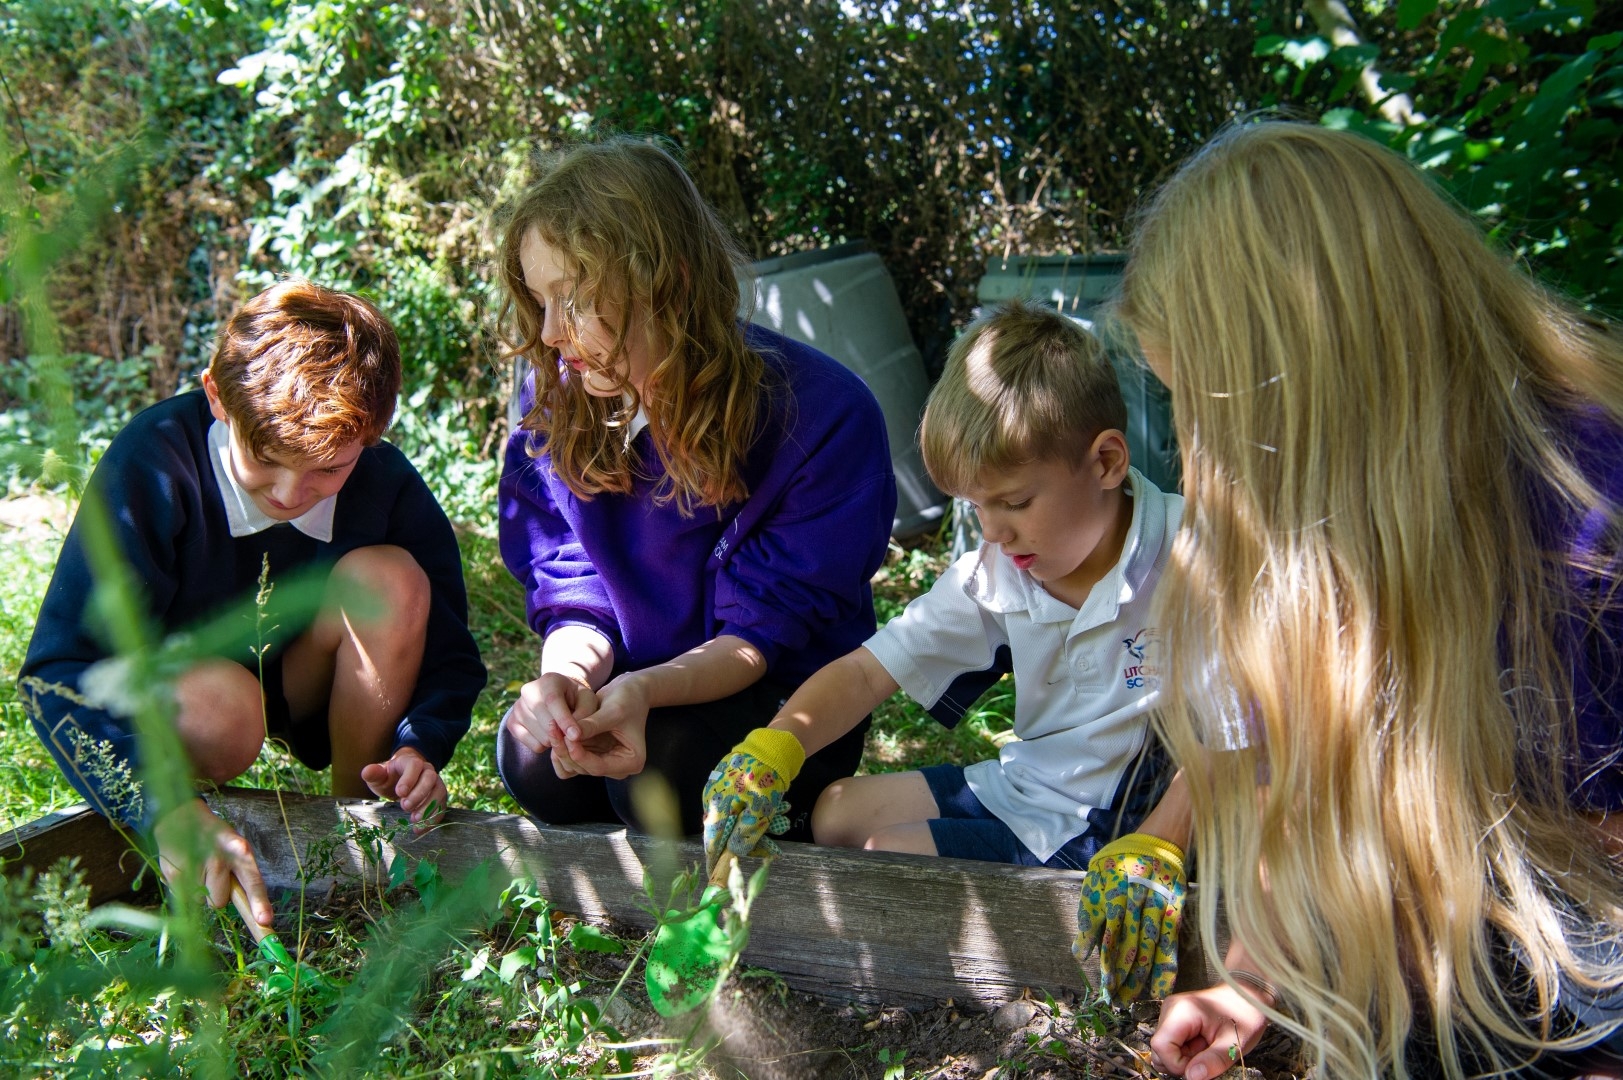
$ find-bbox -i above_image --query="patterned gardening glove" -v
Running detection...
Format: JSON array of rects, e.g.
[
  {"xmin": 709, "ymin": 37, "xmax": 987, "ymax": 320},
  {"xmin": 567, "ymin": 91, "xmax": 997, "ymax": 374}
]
[
  {"xmin": 701, "ymin": 727, "xmax": 805, "ymax": 879},
  {"xmin": 1073, "ymin": 832, "xmax": 1187, "ymax": 1004}
]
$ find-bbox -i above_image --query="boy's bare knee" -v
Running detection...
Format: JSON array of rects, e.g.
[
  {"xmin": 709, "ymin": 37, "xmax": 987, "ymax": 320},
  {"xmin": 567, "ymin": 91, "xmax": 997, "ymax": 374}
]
[
  {"xmin": 333, "ymin": 545, "xmax": 429, "ymax": 629},
  {"xmin": 863, "ymin": 822, "xmax": 938, "ymax": 856},
  {"xmin": 862, "ymin": 828, "xmax": 897, "ymax": 852},
  {"xmin": 811, "ymin": 780, "xmax": 856, "ymax": 846},
  {"xmin": 174, "ymin": 660, "xmax": 266, "ymax": 782}
]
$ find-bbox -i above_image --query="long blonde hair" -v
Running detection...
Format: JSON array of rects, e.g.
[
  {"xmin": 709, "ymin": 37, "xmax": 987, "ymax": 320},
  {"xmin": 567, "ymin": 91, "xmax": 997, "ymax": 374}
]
[
  {"xmin": 1119, "ymin": 120, "xmax": 1623, "ymax": 1078},
  {"xmin": 496, "ymin": 136, "xmax": 764, "ymax": 512}
]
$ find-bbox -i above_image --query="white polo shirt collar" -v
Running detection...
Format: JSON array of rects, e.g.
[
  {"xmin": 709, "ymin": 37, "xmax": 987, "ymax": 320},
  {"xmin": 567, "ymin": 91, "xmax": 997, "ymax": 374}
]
[{"xmin": 208, "ymin": 419, "xmax": 337, "ymax": 542}]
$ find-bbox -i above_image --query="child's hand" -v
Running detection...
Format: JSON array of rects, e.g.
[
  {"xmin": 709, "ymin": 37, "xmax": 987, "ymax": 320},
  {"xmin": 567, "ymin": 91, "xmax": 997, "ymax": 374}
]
[
  {"xmin": 1074, "ymin": 831, "xmax": 1187, "ymax": 1002},
  {"xmin": 503, "ymin": 673, "xmax": 599, "ymax": 754},
  {"xmin": 361, "ymin": 746, "xmax": 448, "ymax": 829},
  {"xmin": 554, "ymin": 672, "xmax": 652, "ymax": 779},
  {"xmin": 155, "ymin": 796, "xmax": 274, "ymax": 931},
  {"xmin": 701, "ymin": 727, "xmax": 805, "ymax": 877},
  {"xmin": 1150, "ymin": 982, "xmax": 1269, "ymax": 1080}
]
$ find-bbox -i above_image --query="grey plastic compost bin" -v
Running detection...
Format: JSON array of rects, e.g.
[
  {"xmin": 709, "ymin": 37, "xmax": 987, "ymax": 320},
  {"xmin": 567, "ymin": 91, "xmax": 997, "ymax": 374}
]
[{"xmin": 741, "ymin": 241, "xmax": 948, "ymax": 540}]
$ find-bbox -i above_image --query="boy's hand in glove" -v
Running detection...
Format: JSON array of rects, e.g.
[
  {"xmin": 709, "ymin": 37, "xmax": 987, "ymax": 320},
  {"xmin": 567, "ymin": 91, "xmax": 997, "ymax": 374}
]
[
  {"xmin": 702, "ymin": 727, "xmax": 805, "ymax": 878},
  {"xmin": 1074, "ymin": 832, "xmax": 1187, "ymax": 1003}
]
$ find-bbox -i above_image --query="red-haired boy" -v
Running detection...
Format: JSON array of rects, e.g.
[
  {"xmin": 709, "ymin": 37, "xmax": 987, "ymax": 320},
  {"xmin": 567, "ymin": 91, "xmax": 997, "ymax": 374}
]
[{"xmin": 22, "ymin": 280, "xmax": 486, "ymax": 930}]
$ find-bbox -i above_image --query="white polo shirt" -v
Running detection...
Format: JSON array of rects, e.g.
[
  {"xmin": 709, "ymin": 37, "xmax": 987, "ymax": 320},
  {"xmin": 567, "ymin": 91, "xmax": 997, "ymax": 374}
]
[{"xmin": 864, "ymin": 467, "xmax": 1183, "ymax": 861}]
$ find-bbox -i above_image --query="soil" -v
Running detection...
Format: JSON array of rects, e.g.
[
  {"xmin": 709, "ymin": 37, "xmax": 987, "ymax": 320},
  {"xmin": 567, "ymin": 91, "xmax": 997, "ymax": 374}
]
[
  {"xmin": 565, "ymin": 916, "xmax": 1311, "ymax": 1080},
  {"xmin": 676, "ymin": 976, "xmax": 1308, "ymax": 1080},
  {"xmin": 284, "ymin": 887, "xmax": 1311, "ymax": 1079}
]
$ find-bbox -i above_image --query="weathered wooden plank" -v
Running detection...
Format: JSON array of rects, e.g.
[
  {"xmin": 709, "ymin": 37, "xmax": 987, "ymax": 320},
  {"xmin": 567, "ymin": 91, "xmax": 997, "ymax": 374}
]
[
  {"xmin": 0, "ymin": 804, "xmax": 147, "ymax": 904},
  {"xmin": 4, "ymin": 791, "xmax": 1222, "ymax": 1009},
  {"xmin": 203, "ymin": 788, "xmax": 1166, "ymax": 1008}
]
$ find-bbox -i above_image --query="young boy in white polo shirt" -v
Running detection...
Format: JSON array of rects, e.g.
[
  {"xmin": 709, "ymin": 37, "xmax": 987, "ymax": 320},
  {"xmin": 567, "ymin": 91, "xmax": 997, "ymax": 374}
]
[
  {"xmin": 703, "ymin": 298, "xmax": 1183, "ymax": 872},
  {"xmin": 703, "ymin": 301, "xmax": 1193, "ymax": 1001}
]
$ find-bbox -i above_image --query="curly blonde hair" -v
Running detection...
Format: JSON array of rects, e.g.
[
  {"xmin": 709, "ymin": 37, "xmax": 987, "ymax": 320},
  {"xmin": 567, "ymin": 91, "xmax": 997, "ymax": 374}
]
[
  {"xmin": 1119, "ymin": 120, "xmax": 1623, "ymax": 1078},
  {"xmin": 496, "ymin": 136, "xmax": 764, "ymax": 513}
]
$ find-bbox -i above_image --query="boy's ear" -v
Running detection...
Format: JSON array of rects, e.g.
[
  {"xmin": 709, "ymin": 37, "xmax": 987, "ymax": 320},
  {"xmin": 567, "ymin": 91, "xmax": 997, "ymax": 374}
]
[
  {"xmin": 201, "ymin": 371, "xmax": 230, "ymax": 423},
  {"xmin": 1091, "ymin": 428, "xmax": 1130, "ymax": 489}
]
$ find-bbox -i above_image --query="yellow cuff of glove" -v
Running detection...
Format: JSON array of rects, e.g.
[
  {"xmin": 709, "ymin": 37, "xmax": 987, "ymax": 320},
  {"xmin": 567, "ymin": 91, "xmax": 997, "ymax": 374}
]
[
  {"xmin": 1090, "ymin": 832, "xmax": 1186, "ymax": 871},
  {"xmin": 734, "ymin": 727, "xmax": 806, "ymax": 782}
]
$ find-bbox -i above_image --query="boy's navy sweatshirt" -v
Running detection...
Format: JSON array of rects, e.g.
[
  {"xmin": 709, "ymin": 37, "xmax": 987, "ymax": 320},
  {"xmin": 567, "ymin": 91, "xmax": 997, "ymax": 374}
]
[
  {"xmin": 499, "ymin": 324, "xmax": 897, "ymax": 687},
  {"xmin": 21, "ymin": 391, "xmax": 487, "ymax": 825}
]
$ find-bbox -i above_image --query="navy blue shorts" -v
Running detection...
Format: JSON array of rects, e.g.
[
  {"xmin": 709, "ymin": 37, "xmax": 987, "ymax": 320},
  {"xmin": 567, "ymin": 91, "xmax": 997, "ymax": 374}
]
[
  {"xmin": 257, "ymin": 650, "xmax": 334, "ymax": 771},
  {"xmin": 921, "ymin": 764, "xmax": 1105, "ymax": 871}
]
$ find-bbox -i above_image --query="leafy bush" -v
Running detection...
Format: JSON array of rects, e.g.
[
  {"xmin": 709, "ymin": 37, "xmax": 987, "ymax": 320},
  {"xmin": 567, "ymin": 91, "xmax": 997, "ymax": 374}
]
[
  {"xmin": 1255, "ymin": 0, "xmax": 1623, "ymax": 315},
  {"xmin": 3, "ymin": 0, "xmax": 1285, "ymax": 471},
  {"xmin": 0, "ymin": 352, "xmax": 155, "ymax": 490}
]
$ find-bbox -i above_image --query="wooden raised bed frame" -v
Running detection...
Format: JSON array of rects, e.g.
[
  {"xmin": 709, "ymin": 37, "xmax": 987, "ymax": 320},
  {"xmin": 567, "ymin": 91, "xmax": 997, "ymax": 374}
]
[{"xmin": 1, "ymin": 788, "xmax": 1216, "ymax": 1009}]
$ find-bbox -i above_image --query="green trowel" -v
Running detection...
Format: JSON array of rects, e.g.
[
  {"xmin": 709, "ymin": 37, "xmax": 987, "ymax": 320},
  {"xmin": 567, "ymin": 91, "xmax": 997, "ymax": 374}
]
[{"xmin": 645, "ymin": 851, "xmax": 738, "ymax": 1017}]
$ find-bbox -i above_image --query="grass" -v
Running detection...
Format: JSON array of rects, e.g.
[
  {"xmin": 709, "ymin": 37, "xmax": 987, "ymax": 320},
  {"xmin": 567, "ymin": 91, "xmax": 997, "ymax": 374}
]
[
  {"xmin": 0, "ymin": 488, "xmax": 1014, "ymax": 834},
  {"xmin": 0, "ymin": 814, "xmax": 739, "ymax": 1077},
  {"xmin": 0, "ymin": 518, "xmax": 79, "ymax": 827},
  {"xmin": 0, "ymin": 487, "xmax": 1035, "ymax": 1079}
]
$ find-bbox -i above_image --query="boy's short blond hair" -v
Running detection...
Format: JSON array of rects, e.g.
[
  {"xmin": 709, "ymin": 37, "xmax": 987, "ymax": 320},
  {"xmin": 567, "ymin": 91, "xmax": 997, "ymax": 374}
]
[{"xmin": 920, "ymin": 299, "xmax": 1127, "ymax": 495}]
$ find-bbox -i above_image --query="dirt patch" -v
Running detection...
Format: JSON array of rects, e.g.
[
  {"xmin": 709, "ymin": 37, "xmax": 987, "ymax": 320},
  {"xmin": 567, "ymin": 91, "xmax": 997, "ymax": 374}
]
[
  {"xmin": 550, "ymin": 914, "xmax": 1309, "ymax": 1080},
  {"xmin": 656, "ymin": 973, "xmax": 1308, "ymax": 1080},
  {"xmin": 254, "ymin": 884, "xmax": 1310, "ymax": 1079},
  {"xmin": 0, "ymin": 492, "xmax": 70, "ymax": 546}
]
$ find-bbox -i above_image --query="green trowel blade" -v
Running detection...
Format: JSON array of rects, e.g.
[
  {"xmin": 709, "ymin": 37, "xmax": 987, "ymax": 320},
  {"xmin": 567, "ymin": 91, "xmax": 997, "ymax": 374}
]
[{"xmin": 646, "ymin": 897, "xmax": 732, "ymax": 1017}]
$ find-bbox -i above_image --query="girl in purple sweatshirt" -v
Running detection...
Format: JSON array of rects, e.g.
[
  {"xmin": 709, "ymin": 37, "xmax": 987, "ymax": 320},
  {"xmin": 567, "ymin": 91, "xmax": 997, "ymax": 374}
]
[{"xmin": 494, "ymin": 137, "xmax": 897, "ymax": 839}]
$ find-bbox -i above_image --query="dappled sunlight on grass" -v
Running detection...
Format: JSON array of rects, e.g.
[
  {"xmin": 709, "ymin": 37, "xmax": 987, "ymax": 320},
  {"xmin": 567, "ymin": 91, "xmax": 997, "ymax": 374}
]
[{"xmin": 1, "ymin": 502, "xmax": 1014, "ymax": 832}]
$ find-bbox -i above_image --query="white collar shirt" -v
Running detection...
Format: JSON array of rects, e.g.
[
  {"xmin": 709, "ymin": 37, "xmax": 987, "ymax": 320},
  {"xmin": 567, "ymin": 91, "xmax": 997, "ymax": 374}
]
[
  {"xmin": 207, "ymin": 419, "xmax": 337, "ymax": 542},
  {"xmin": 863, "ymin": 467, "xmax": 1183, "ymax": 861}
]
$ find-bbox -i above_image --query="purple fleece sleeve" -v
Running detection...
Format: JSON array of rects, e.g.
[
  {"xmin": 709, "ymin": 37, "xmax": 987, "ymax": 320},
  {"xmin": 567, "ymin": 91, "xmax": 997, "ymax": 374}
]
[
  {"xmin": 497, "ymin": 428, "xmax": 621, "ymax": 651},
  {"xmin": 711, "ymin": 382, "xmax": 896, "ymax": 670}
]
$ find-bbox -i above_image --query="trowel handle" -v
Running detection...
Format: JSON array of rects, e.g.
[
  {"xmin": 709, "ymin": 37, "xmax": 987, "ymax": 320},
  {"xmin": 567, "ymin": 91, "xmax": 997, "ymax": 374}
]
[
  {"xmin": 230, "ymin": 880, "xmax": 274, "ymax": 945},
  {"xmin": 707, "ymin": 850, "xmax": 737, "ymax": 891}
]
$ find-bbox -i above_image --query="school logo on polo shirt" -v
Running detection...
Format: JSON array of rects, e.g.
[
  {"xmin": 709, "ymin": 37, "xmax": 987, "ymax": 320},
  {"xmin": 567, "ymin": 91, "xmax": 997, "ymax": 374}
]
[{"xmin": 1121, "ymin": 628, "xmax": 1162, "ymax": 690}]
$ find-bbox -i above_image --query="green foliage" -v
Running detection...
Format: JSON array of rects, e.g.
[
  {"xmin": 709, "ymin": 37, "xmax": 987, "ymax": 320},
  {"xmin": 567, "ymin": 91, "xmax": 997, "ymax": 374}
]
[
  {"xmin": 212, "ymin": 0, "xmax": 500, "ymax": 506},
  {"xmin": 1255, "ymin": 0, "xmax": 1623, "ymax": 314},
  {"xmin": 0, "ymin": 0, "xmax": 265, "ymax": 387},
  {"xmin": 5, "ymin": 0, "xmax": 1291, "ymax": 445},
  {"xmin": 0, "ymin": 840, "xmax": 679, "ymax": 1076},
  {"xmin": 0, "ymin": 860, "xmax": 211, "ymax": 1076},
  {"xmin": 0, "ymin": 353, "xmax": 155, "ymax": 491}
]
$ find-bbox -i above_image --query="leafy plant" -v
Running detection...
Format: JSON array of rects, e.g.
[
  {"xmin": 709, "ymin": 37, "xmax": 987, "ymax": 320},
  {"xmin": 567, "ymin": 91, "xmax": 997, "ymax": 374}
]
[{"xmin": 1255, "ymin": 0, "xmax": 1623, "ymax": 314}]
